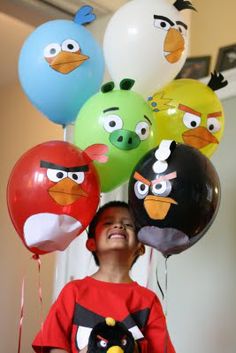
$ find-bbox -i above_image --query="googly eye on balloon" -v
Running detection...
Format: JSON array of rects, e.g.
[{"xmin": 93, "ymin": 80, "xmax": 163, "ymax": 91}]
[{"xmin": 129, "ymin": 140, "xmax": 221, "ymax": 257}]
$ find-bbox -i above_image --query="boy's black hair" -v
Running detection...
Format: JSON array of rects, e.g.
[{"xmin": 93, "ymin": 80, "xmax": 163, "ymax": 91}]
[{"xmin": 87, "ymin": 201, "xmax": 140, "ymax": 267}]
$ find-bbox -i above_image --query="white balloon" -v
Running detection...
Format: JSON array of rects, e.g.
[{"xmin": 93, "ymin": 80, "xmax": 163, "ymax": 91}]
[{"xmin": 104, "ymin": 0, "xmax": 191, "ymax": 97}]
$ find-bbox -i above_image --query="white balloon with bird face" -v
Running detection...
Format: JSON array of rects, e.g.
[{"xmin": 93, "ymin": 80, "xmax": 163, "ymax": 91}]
[{"xmin": 103, "ymin": 0, "xmax": 195, "ymax": 97}]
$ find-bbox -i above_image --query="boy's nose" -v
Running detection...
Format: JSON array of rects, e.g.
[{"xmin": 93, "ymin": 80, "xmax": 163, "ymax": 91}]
[{"xmin": 113, "ymin": 223, "xmax": 125, "ymax": 229}]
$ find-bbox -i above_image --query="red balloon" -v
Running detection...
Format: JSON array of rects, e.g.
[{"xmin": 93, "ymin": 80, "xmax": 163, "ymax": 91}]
[{"xmin": 7, "ymin": 141, "xmax": 104, "ymax": 255}]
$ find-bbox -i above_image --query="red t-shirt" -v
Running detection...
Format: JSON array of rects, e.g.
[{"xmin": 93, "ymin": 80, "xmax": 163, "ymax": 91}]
[{"xmin": 32, "ymin": 276, "xmax": 175, "ymax": 353}]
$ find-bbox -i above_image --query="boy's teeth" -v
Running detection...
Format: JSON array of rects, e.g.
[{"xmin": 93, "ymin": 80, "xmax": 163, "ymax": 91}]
[{"xmin": 109, "ymin": 234, "xmax": 126, "ymax": 239}]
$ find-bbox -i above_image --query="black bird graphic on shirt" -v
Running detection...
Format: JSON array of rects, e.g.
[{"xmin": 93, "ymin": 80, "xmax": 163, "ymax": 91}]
[{"xmin": 87, "ymin": 317, "xmax": 135, "ymax": 353}]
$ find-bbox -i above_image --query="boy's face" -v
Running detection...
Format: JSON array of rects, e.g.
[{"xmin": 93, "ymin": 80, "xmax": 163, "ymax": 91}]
[{"xmin": 89, "ymin": 207, "xmax": 142, "ymax": 261}]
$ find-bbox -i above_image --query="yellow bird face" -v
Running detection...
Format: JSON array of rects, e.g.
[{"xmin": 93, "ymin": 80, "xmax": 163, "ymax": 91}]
[{"xmin": 149, "ymin": 79, "xmax": 225, "ymax": 158}]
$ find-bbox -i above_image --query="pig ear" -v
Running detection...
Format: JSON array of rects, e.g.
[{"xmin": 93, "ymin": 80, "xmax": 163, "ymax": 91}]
[{"xmin": 84, "ymin": 144, "xmax": 109, "ymax": 163}]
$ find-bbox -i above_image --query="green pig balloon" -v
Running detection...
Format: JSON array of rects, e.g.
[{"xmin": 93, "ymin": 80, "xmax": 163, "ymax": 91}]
[{"xmin": 74, "ymin": 79, "xmax": 158, "ymax": 192}]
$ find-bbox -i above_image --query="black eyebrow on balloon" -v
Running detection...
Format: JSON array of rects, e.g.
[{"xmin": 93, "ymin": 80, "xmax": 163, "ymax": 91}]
[
  {"xmin": 153, "ymin": 15, "xmax": 175, "ymax": 27},
  {"xmin": 144, "ymin": 115, "xmax": 152, "ymax": 126},
  {"xmin": 40, "ymin": 161, "xmax": 89, "ymax": 172},
  {"xmin": 176, "ymin": 20, "xmax": 188, "ymax": 30},
  {"xmin": 103, "ymin": 107, "xmax": 119, "ymax": 113}
]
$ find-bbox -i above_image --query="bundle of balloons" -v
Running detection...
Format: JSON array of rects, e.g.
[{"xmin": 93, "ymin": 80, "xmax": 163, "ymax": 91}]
[{"xmin": 7, "ymin": 0, "xmax": 228, "ymax": 258}]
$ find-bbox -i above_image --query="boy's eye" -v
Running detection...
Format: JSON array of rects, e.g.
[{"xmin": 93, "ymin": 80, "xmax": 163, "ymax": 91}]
[{"xmin": 125, "ymin": 223, "xmax": 134, "ymax": 228}]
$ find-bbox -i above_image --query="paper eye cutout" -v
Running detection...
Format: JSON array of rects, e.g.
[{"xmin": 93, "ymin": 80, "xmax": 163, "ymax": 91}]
[
  {"xmin": 183, "ymin": 112, "xmax": 201, "ymax": 129},
  {"xmin": 61, "ymin": 39, "xmax": 80, "ymax": 52},
  {"xmin": 103, "ymin": 115, "xmax": 123, "ymax": 133},
  {"xmin": 68, "ymin": 172, "xmax": 85, "ymax": 184},
  {"xmin": 135, "ymin": 121, "xmax": 150, "ymax": 140},
  {"xmin": 207, "ymin": 118, "xmax": 221, "ymax": 133},
  {"xmin": 134, "ymin": 181, "xmax": 149, "ymax": 199},
  {"xmin": 44, "ymin": 43, "xmax": 61, "ymax": 58},
  {"xmin": 47, "ymin": 169, "xmax": 67, "ymax": 182}
]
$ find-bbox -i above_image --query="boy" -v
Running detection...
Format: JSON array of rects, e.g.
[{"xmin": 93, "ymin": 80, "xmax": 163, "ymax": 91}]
[{"xmin": 32, "ymin": 201, "xmax": 175, "ymax": 353}]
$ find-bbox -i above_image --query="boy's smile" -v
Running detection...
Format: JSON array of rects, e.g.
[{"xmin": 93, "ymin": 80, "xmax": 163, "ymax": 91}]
[{"xmin": 108, "ymin": 230, "xmax": 127, "ymax": 240}]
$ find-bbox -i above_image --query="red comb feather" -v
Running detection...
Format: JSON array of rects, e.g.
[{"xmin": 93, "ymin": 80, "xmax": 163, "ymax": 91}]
[{"xmin": 84, "ymin": 144, "xmax": 109, "ymax": 163}]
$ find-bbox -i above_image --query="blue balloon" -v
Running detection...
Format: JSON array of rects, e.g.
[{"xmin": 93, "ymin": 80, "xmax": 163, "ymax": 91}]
[{"xmin": 18, "ymin": 6, "xmax": 104, "ymax": 126}]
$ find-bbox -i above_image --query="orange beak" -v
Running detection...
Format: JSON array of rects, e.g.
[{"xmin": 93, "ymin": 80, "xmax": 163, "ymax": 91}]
[
  {"xmin": 46, "ymin": 50, "xmax": 89, "ymax": 74},
  {"xmin": 48, "ymin": 178, "xmax": 88, "ymax": 206},
  {"xmin": 182, "ymin": 126, "xmax": 219, "ymax": 149},
  {"xmin": 164, "ymin": 28, "xmax": 185, "ymax": 64},
  {"xmin": 144, "ymin": 195, "xmax": 177, "ymax": 220}
]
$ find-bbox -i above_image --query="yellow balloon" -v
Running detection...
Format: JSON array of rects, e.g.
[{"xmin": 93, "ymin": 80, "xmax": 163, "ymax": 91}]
[{"xmin": 149, "ymin": 76, "xmax": 226, "ymax": 158}]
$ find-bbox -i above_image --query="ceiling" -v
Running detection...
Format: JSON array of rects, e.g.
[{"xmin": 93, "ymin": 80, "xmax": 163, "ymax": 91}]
[
  {"xmin": 1, "ymin": 0, "xmax": 129, "ymax": 26},
  {"xmin": 0, "ymin": 0, "xmax": 128, "ymax": 88}
]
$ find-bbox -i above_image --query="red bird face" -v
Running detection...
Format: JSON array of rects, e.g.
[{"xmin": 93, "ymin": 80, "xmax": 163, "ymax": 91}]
[
  {"xmin": 40, "ymin": 160, "xmax": 89, "ymax": 206},
  {"xmin": 7, "ymin": 141, "xmax": 104, "ymax": 255}
]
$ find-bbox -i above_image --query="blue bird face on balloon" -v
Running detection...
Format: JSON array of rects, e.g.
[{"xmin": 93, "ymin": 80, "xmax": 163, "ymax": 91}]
[
  {"xmin": 44, "ymin": 38, "xmax": 89, "ymax": 74},
  {"xmin": 18, "ymin": 6, "xmax": 104, "ymax": 126}
]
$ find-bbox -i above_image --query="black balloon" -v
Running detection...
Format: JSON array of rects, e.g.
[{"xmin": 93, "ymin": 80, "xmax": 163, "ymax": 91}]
[{"xmin": 128, "ymin": 141, "xmax": 221, "ymax": 257}]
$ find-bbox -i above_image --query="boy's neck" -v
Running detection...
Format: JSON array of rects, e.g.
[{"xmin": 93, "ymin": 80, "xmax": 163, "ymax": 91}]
[{"xmin": 91, "ymin": 262, "xmax": 133, "ymax": 284}]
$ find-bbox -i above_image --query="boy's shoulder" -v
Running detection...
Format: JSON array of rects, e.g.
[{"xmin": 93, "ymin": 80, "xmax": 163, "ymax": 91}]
[
  {"xmin": 63, "ymin": 277, "xmax": 89, "ymax": 289},
  {"xmin": 59, "ymin": 277, "xmax": 89, "ymax": 295},
  {"xmin": 135, "ymin": 281, "xmax": 159, "ymax": 299}
]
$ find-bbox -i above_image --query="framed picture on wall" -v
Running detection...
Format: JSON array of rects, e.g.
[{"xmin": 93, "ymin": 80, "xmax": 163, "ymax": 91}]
[
  {"xmin": 215, "ymin": 44, "xmax": 236, "ymax": 72},
  {"xmin": 176, "ymin": 56, "xmax": 211, "ymax": 79}
]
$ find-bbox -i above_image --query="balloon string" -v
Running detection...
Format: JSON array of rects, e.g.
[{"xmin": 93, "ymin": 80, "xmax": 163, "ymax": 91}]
[
  {"xmin": 17, "ymin": 255, "xmax": 45, "ymax": 353},
  {"xmin": 63, "ymin": 125, "xmax": 66, "ymax": 141},
  {"xmin": 164, "ymin": 256, "xmax": 168, "ymax": 317},
  {"xmin": 32, "ymin": 254, "xmax": 44, "ymax": 353},
  {"xmin": 164, "ymin": 257, "xmax": 168, "ymax": 353},
  {"xmin": 155, "ymin": 257, "xmax": 169, "ymax": 353},
  {"xmin": 155, "ymin": 262, "xmax": 165, "ymax": 301},
  {"xmin": 17, "ymin": 276, "xmax": 25, "ymax": 353},
  {"xmin": 146, "ymin": 247, "xmax": 153, "ymax": 288}
]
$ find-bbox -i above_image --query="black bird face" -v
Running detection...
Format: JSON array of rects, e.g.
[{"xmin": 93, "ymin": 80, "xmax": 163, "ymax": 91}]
[
  {"xmin": 88, "ymin": 318, "xmax": 135, "ymax": 353},
  {"xmin": 128, "ymin": 141, "xmax": 221, "ymax": 256}
]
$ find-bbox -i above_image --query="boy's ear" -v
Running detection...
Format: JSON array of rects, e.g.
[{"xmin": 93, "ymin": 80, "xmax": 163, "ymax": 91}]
[
  {"xmin": 135, "ymin": 243, "xmax": 145, "ymax": 257},
  {"xmin": 86, "ymin": 238, "xmax": 96, "ymax": 252}
]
